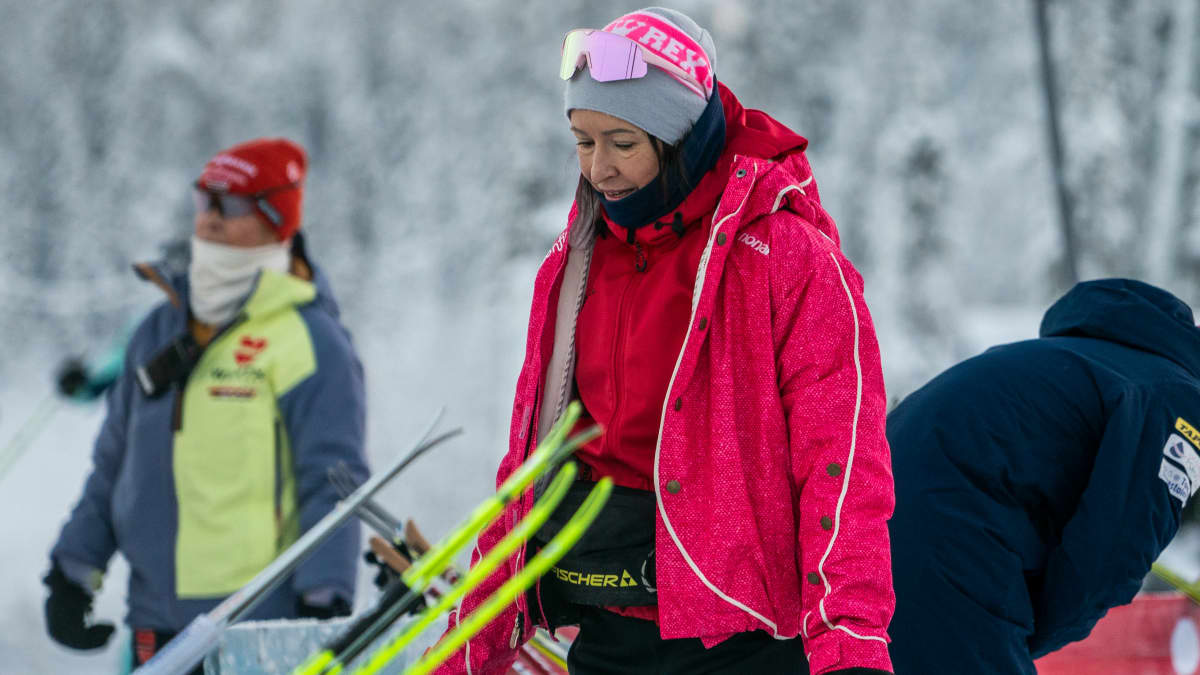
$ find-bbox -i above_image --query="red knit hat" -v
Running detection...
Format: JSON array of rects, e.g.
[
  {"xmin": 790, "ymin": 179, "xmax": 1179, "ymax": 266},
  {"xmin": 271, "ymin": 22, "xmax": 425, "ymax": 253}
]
[{"xmin": 196, "ymin": 138, "xmax": 307, "ymax": 240}]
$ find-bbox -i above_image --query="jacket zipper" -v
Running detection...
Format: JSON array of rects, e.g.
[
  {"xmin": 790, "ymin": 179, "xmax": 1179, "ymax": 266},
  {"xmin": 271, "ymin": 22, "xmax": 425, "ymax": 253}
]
[
  {"xmin": 609, "ymin": 241, "xmax": 649, "ymax": 456},
  {"xmin": 171, "ymin": 388, "xmax": 184, "ymax": 432},
  {"xmin": 171, "ymin": 314, "xmax": 247, "ymax": 432}
]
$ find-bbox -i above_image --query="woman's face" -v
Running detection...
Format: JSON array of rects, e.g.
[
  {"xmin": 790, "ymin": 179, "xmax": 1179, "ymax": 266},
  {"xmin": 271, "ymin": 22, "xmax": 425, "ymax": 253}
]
[
  {"xmin": 194, "ymin": 206, "xmax": 278, "ymax": 247},
  {"xmin": 570, "ymin": 109, "xmax": 660, "ymax": 201}
]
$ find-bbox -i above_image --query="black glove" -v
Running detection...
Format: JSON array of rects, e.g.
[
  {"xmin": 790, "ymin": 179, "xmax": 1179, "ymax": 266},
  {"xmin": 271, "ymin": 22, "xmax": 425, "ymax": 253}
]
[
  {"xmin": 43, "ymin": 563, "xmax": 114, "ymax": 650},
  {"xmin": 296, "ymin": 594, "xmax": 353, "ymax": 620},
  {"xmin": 56, "ymin": 359, "xmax": 89, "ymax": 398},
  {"xmin": 364, "ymin": 549, "xmax": 400, "ymax": 590},
  {"xmin": 362, "ymin": 547, "xmax": 426, "ymax": 613}
]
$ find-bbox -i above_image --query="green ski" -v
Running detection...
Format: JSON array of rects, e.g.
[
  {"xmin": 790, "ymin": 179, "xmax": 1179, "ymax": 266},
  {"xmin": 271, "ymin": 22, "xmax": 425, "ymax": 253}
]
[
  {"xmin": 292, "ymin": 400, "xmax": 597, "ymax": 675},
  {"xmin": 1151, "ymin": 562, "xmax": 1200, "ymax": 604},
  {"xmin": 380, "ymin": 478, "xmax": 613, "ymax": 675}
]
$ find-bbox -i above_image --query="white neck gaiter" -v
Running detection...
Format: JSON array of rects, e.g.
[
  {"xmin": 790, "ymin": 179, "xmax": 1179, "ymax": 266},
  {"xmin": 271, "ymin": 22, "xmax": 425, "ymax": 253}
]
[{"xmin": 188, "ymin": 236, "xmax": 291, "ymax": 326}]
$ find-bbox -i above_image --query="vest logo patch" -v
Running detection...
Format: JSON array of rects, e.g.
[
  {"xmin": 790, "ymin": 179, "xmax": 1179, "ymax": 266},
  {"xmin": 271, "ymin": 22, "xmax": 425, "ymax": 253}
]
[
  {"xmin": 1176, "ymin": 418, "xmax": 1200, "ymax": 451},
  {"xmin": 235, "ymin": 336, "xmax": 268, "ymax": 366},
  {"xmin": 1159, "ymin": 458, "xmax": 1191, "ymax": 506},
  {"xmin": 210, "ymin": 366, "xmax": 266, "ymax": 383},
  {"xmin": 209, "ymin": 386, "xmax": 256, "ymax": 399}
]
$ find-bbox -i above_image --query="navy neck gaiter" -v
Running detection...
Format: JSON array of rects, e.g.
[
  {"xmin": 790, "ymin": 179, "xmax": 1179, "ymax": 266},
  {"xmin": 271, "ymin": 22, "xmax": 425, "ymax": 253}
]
[{"xmin": 598, "ymin": 85, "xmax": 727, "ymax": 231}]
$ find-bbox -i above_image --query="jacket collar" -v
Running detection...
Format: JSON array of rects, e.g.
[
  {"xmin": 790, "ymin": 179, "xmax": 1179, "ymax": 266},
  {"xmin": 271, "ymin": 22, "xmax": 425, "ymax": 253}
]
[
  {"xmin": 600, "ymin": 83, "xmax": 813, "ymax": 247},
  {"xmin": 133, "ymin": 255, "xmax": 337, "ymax": 323}
]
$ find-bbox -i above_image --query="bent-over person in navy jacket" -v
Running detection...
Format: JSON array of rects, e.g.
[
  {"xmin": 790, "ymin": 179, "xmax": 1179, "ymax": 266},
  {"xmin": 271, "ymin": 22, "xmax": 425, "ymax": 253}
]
[{"xmin": 887, "ymin": 278, "xmax": 1200, "ymax": 674}]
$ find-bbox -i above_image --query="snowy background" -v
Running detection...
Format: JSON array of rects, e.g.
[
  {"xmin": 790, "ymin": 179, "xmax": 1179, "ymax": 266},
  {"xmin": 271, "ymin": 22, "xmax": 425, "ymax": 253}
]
[{"xmin": 1, "ymin": 0, "xmax": 1198, "ymax": 672}]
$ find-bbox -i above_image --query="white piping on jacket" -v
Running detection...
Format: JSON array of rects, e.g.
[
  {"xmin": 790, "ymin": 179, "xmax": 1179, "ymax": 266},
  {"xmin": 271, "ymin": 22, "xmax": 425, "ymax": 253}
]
[
  {"xmin": 462, "ymin": 539, "xmax": 482, "ymax": 674},
  {"xmin": 769, "ymin": 176, "xmax": 813, "ymax": 213},
  {"xmin": 652, "ymin": 161, "xmax": 784, "ymax": 637},
  {"xmin": 812, "ymin": 251, "xmax": 887, "ymax": 645}
]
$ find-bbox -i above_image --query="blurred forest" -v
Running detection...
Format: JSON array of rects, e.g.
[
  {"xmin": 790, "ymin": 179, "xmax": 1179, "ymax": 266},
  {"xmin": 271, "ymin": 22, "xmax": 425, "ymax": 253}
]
[{"xmin": 2, "ymin": 0, "xmax": 1197, "ymax": 393}]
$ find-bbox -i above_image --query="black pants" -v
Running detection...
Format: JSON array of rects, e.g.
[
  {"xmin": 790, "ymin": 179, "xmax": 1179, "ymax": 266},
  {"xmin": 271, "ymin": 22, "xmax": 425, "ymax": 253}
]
[{"xmin": 567, "ymin": 607, "xmax": 810, "ymax": 674}]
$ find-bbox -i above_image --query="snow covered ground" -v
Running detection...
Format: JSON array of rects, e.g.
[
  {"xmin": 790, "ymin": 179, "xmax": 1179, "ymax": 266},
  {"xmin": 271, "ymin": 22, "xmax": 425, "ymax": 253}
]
[{"xmin": 1, "ymin": 373, "xmax": 133, "ymax": 674}]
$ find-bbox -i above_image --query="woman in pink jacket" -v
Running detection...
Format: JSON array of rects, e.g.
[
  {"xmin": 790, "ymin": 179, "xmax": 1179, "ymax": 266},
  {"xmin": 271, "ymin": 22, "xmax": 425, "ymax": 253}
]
[{"xmin": 438, "ymin": 8, "xmax": 895, "ymax": 674}]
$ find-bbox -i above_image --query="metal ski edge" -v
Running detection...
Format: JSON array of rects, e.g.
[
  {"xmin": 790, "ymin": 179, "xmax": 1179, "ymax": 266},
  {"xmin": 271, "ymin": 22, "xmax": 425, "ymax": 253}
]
[
  {"xmin": 393, "ymin": 478, "xmax": 614, "ymax": 675},
  {"xmin": 132, "ymin": 416, "xmax": 461, "ymax": 675}
]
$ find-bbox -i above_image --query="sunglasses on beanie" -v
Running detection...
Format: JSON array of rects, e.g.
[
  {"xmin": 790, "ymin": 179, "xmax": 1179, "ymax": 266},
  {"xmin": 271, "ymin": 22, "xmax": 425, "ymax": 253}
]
[
  {"xmin": 191, "ymin": 181, "xmax": 299, "ymax": 228},
  {"xmin": 559, "ymin": 28, "xmax": 711, "ymax": 100}
]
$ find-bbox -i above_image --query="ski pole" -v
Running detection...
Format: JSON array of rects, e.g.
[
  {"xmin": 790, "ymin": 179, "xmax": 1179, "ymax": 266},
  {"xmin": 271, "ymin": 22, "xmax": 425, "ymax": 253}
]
[
  {"xmin": 0, "ymin": 392, "xmax": 61, "ymax": 483},
  {"xmin": 393, "ymin": 478, "xmax": 613, "ymax": 675},
  {"xmin": 371, "ymin": 531, "xmax": 566, "ymax": 674},
  {"xmin": 402, "ymin": 402, "xmax": 595, "ymax": 595},
  {"xmin": 291, "ymin": 401, "xmax": 596, "ymax": 675},
  {"xmin": 403, "ymin": 521, "xmax": 566, "ymax": 668},
  {"xmin": 403, "ymin": 521, "xmax": 460, "ymax": 586},
  {"xmin": 365, "ymin": 530, "xmax": 564, "ymax": 674},
  {"xmin": 133, "ymin": 412, "xmax": 459, "ymax": 675},
  {"xmin": 2, "ymin": 317, "xmax": 136, "ymax": 482},
  {"xmin": 340, "ymin": 461, "xmax": 578, "ymax": 672}
]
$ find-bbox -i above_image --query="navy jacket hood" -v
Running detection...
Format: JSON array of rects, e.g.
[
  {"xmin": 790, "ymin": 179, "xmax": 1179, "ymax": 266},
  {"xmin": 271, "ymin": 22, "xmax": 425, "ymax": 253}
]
[{"xmin": 1040, "ymin": 278, "xmax": 1200, "ymax": 378}]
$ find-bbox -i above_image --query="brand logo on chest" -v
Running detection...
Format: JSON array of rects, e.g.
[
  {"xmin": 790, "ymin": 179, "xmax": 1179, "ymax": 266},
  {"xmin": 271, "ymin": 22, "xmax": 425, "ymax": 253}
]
[
  {"xmin": 234, "ymin": 335, "xmax": 268, "ymax": 366},
  {"xmin": 737, "ymin": 232, "xmax": 770, "ymax": 256}
]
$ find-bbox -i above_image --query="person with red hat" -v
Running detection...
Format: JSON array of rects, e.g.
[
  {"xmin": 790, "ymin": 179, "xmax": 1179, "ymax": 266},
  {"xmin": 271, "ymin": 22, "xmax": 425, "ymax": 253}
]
[{"xmin": 41, "ymin": 137, "xmax": 369, "ymax": 673}]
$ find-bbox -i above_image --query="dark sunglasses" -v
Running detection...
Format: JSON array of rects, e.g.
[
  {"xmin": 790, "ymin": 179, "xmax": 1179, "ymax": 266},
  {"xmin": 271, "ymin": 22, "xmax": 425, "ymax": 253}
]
[{"xmin": 191, "ymin": 181, "xmax": 299, "ymax": 228}]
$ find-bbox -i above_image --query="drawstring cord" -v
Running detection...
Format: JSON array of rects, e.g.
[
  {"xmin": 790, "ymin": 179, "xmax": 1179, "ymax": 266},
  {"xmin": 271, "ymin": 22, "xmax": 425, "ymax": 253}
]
[
  {"xmin": 653, "ymin": 212, "xmax": 686, "ymax": 238},
  {"xmin": 623, "ymin": 212, "xmax": 686, "ymax": 273},
  {"xmin": 634, "ymin": 242, "xmax": 647, "ymax": 272}
]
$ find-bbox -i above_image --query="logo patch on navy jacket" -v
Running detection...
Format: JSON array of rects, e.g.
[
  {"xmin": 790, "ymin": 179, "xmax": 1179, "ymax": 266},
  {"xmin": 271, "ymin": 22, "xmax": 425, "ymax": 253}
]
[
  {"xmin": 1176, "ymin": 418, "xmax": 1200, "ymax": 451},
  {"xmin": 1159, "ymin": 459, "xmax": 1192, "ymax": 505},
  {"xmin": 1164, "ymin": 433, "xmax": 1200, "ymax": 489}
]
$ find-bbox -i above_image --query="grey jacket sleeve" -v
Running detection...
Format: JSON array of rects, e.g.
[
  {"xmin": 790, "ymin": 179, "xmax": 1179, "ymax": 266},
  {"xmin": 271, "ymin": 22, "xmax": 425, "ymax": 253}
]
[
  {"xmin": 278, "ymin": 308, "xmax": 369, "ymax": 602},
  {"xmin": 50, "ymin": 333, "xmax": 140, "ymax": 581}
]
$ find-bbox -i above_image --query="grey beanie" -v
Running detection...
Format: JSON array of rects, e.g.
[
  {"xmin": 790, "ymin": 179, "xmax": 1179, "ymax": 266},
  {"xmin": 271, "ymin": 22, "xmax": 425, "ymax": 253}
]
[{"xmin": 564, "ymin": 7, "xmax": 717, "ymax": 145}]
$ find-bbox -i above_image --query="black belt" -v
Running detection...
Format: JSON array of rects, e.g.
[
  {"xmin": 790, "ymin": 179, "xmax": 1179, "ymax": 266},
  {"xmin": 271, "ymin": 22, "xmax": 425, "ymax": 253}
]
[{"xmin": 533, "ymin": 481, "xmax": 657, "ymax": 625}]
